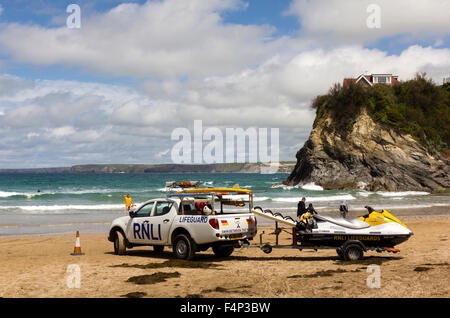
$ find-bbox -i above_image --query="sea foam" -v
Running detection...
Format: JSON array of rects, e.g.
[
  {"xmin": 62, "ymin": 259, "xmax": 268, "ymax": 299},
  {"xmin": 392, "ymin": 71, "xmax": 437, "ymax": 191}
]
[
  {"xmin": 376, "ymin": 191, "xmax": 430, "ymax": 197},
  {"xmin": 0, "ymin": 204, "xmax": 125, "ymax": 212},
  {"xmin": 272, "ymin": 194, "xmax": 355, "ymax": 203},
  {"xmin": 301, "ymin": 183, "xmax": 324, "ymax": 191}
]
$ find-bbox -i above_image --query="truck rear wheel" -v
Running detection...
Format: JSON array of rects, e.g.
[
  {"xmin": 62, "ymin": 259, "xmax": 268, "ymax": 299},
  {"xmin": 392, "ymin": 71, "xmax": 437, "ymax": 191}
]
[
  {"xmin": 113, "ymin": 230, "xmax": 126, "ymax": 255},
  {"xmin": 336, "ymin": 247, "xmax": 344, "ymax": 260},
  {"xmin": 173, "ymin": 234, "xmax": 196, "ymax": 260},
  {"xmin": 343, "ymin": 244, "xmax": 364, "ymax": 261},
  {"xmin": 212, "ymin": 245, "xmax": 234, "ymax": 258}
]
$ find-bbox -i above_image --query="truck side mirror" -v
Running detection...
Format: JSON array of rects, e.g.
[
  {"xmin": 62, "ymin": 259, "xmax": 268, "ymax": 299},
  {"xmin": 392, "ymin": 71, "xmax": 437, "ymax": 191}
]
[{"xmin": 129, "ymin": 211, "xmax": 136, "ymax": 218}]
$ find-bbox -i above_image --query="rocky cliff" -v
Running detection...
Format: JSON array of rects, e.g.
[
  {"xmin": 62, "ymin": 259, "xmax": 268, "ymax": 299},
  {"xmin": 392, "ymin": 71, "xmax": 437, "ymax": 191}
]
[{"xmin": 285, "ymin": 102, "xmax": 449, "ymax": 192}]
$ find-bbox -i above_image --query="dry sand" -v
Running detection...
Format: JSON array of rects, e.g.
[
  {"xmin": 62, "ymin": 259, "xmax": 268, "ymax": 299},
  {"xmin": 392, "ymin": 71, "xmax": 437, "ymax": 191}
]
[{"xmin": 0, "ymin": 214, "xmax": 449, "ymax": 298}]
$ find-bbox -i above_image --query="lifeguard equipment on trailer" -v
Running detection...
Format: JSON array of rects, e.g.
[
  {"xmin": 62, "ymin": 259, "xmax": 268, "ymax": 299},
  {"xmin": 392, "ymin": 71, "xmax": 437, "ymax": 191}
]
[
  {"xmin": 169, "ymin": 187, "xmax": 254, "ymax": 216},
  {"xmin": 165, "ymin": 181, "xmax": 200, "ymax": 189},
  {"xmin": 165, "ymin": 181, "xmax": 177, "ymax": 188},
  {"xmin": 179, "ymin": 181, "xmax": 200, "ymax": 188}
]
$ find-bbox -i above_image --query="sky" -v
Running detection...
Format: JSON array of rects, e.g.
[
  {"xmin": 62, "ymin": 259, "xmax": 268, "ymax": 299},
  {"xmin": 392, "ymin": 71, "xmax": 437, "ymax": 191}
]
[{"xmin": 0, "ymin": 0, "xmax": 449, "ymax": 168}]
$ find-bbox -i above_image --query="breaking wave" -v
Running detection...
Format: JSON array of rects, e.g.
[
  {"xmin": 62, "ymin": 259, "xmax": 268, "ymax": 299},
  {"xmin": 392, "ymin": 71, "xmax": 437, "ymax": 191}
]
[
  {"xmin": 376, "ymin": 191, "xmax": 430, "ymax": 197},
  {"xmin": 271, "ymin": 194, "xmax": 356, "ymax": 203}
]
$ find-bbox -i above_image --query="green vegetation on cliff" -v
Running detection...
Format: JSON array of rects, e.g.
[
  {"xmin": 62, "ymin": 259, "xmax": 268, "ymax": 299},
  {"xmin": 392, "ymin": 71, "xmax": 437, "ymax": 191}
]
[{"xmin": 312, "ymin": 73, "xmax": 450, "ymax": 154}]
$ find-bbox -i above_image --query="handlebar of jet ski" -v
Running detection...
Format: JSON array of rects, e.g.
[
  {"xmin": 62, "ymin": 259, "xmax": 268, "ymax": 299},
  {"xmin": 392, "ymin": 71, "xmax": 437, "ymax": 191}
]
[{"xmin": 362, "ymin": 205, "xmax": 375, "ymax": 218}]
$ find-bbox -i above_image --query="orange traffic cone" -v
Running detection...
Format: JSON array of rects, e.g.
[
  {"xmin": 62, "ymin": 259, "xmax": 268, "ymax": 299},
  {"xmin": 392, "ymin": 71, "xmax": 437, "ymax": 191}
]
[{"xmin": 71, "ymin": 231, "xmax": 85, "ymax": 256}]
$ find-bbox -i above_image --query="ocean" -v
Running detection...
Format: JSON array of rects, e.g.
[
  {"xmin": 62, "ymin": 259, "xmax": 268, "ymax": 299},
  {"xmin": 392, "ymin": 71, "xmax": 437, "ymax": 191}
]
[{"xmin": 0, "ymin": 172, "xmax": 449, "ymax": 236}]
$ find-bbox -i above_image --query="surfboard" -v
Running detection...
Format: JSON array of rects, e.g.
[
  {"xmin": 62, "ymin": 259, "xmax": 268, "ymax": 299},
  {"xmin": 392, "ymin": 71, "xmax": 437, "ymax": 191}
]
[{"xmin": 251, "ymin": 209, "xmax": 297, "ymax": 227}]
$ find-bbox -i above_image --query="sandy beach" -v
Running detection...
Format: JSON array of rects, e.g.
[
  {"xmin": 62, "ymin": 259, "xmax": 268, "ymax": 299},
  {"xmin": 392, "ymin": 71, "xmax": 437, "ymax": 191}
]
[{"xmin": 0, "ymin": 211, "xmax": 449, "ymax": 298}]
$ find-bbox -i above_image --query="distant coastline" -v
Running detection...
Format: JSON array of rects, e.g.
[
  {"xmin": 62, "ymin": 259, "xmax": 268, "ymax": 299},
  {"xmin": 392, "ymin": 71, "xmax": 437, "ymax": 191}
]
[{"xmin": 0, "ymin": 162, "xmax": 295, "ymax": 174}]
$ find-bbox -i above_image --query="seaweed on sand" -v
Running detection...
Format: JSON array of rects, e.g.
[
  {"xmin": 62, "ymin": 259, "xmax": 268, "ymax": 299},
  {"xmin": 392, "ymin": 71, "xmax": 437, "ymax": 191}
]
[
  {"xmin": 113, "ymin": 259, "xmax": 221, "ymax": 270},
  {"xmin": 288, "ymin": 268, "xmax": 360, "ymax": 278},
  {"xmin": 126, "ymin": 272, "xmax": 180, "ymax": 285},
  {"xmin": 120, "ymin": 291, "xmax": 147, "ymax": 298}
]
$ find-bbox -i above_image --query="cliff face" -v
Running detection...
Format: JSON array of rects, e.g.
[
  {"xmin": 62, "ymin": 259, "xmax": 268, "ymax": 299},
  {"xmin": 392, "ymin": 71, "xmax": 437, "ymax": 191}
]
[{"xmin": 285, "ymin": 107, "xmax": 450, "ymax": 192}]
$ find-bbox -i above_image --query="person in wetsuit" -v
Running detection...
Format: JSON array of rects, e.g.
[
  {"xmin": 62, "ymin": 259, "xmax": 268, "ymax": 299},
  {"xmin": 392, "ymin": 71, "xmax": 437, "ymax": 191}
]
[
  {"xmin": 339, "ymin": 200, "xmax": 349, "ymax": 218},
  {"xmin": 297, "ymin": 197, "xmax": 307, "ymax": 218}
]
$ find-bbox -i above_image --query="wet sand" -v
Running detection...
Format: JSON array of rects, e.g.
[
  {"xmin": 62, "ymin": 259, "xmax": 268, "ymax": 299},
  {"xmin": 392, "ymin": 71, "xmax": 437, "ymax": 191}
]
[{"xmin": 0, "ymin": 212, "xmax": 449, "ymax": 298}]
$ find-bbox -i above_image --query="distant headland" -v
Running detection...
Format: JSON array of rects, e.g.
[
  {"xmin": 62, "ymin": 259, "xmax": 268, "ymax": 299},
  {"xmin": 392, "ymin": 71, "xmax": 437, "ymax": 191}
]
[{"xmin": 0, "ymin": 162, "xmax": 295, "ymax": 174}]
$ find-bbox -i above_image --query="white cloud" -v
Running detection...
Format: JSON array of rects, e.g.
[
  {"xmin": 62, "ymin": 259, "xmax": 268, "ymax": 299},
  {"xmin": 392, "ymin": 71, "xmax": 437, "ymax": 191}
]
[
  {"xmin": 0, "ymin": 74, "xmax": 35, "ymax": 97},
  {"xmin": 156, "ymin": 148, "xmax": 170, "ymax": 158},
  {"xmin": 273, "ymin": 45, "xmax": 450, "ymax": 97},
  {"xmin": 68, "ymin": 129, "xmax": 102, "ymax": 143},
  {"xmin": 26, "ymin": 132, "xmax": 40, "ymax": 139},
  {"xmin": 2, "ymin": 44, "xmax": 449, "ymax": 167},
  {"xmin": 0, "ymin": 0, "xmax": 284, "ymax": 79},
  {"xmin": 0, "ymin": 0, "xmax": 449, "ymax": 168},
  {"xmin": 47, "ymin": 126, "xmax": 76, "ymax": 138},
  {"xmin": 286, "ymin": 0, "xmax": 450, "ymax": 43},
  {"xmin": 140, "ymin": 45, "xmax": 450, "ymax": 122}
]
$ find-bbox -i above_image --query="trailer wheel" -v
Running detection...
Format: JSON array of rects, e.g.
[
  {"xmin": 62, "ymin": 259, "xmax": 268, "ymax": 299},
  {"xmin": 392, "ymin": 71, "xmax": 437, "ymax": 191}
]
[
  {"xmin": 261, "ymin": 244, "xmax": 272, "ymax": 254},
  {"xmin": 343, "ymin": 244, "xmax": 364, "ymax": 261},
  {"xmin": 212, "ymin": 245, "xmax": 234, "ymax": 258},
  {"xmin": 173, "ymin": 234, "xmax": 196, "ymax": 260},
  {"xmin": 113, "ymin": 230, "xmax": 126, "ymax": 255}
]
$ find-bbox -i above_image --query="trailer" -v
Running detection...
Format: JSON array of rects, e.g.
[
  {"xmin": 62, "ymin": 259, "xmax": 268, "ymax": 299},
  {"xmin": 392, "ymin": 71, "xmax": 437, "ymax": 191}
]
[{"xmin": 246, "ymin": 207, "xmax": 404, "ymax": 261}]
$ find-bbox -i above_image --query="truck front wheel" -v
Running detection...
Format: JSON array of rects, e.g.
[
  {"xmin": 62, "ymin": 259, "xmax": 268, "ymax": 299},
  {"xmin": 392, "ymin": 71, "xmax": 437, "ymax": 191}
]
[
  {"xmin": 212, "ymin": 245, "xmax": 234, "ymax": 258},
  {"xmin": 173, "ymin": 234, "xmax": 196, "ymax": 260},
  {"xmin": 113, "ymin": 230, "xmax": 127, "ymax": 255}
]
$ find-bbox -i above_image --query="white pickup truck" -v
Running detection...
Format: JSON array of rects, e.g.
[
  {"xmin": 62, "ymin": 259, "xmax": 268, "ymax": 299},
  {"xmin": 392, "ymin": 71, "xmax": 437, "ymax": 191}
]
[{"xmin": 108, "ymin": 188, "xmax": 258, "ymax": 260}]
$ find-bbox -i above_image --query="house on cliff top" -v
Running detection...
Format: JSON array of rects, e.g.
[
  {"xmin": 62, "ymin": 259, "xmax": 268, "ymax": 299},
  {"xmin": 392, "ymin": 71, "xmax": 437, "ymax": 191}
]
[{"xmin": 343, "ymin": 74, "xmax": 399, "ymax": 87}]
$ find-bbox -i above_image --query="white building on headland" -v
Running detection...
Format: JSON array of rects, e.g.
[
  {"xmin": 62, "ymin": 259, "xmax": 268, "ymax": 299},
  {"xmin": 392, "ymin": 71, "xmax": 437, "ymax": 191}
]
[{"xmin": 343, "ymin": 73, "xmax": 399, "ymax": 87}]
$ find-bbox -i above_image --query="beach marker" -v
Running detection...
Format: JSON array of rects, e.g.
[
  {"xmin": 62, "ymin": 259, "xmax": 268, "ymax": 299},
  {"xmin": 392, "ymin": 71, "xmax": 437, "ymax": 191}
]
[{"xmin": 71, "ymin": 231, "xmax": 85, "ymax": 256}]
